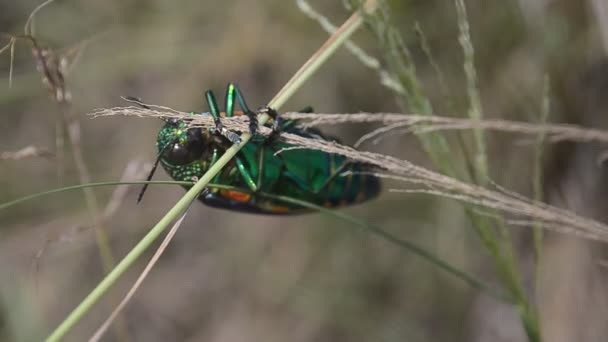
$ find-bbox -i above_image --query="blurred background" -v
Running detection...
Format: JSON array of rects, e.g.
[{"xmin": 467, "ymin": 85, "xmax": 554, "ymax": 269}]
[{"xmin": 1, "ymin": 0, "xmax": 608, "ymax": 341}]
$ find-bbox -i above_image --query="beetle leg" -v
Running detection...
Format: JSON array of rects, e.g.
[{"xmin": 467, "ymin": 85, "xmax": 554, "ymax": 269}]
[
  {"xmin": 224, "ymin": 83, "xmax": 236, "ymax": 118},
  {"xmin": 205, "ymin": 90, "xmax": 242, "ymax": 144},
  {"xmin": 209, "ymin": 147, "xmax": 222, "ymax": 184},
  {"xmin": 256, "ymin": 146, "xmax": 265, "ymax": 190},
  {"xmin": 235, "ymin": 156, "xmax": 259, "ymax": 192},
  {"xmin": 311, "ymin": 161, "xmax": 351, "ymax": 194},
  {"xmin": 299, "ymin": 106, "xmax": 314, "ymax": 113},
  {"xmin": 231, "ymin": 82, "xmax": 259, "ymax": 135},
  {"xmin": 283, "ymin": 159, "xmax": 351, "ymax": 195},
  {"xmin": 259, "ymin": 105, "xmax": 314, "ymax": 145},
  {"xmin": 258, "ymin": 106, "xmax": 282, "ymax": 145}
]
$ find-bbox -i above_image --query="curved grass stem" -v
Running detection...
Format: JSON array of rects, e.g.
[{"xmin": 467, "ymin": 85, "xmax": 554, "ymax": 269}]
[
  {"xmin": 262, "ymin": 192, "xmax": 509, "ymax": 302},
  {"xmin": 5, "ymin": 177, "xmax": 507, "ymax": 341},
  {"xmin": 0, "ymin": 181, "xmax": 193, "ymax": 211}
]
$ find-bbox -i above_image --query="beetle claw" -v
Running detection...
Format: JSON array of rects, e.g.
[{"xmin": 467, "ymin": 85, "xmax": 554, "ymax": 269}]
[
  {"xmin": 259, "ymin": 106, "xmax": 282, "ymax": 145},
  {"xmin": 247, "ymin": 110, "xmax": 259, "ymax": 135}
]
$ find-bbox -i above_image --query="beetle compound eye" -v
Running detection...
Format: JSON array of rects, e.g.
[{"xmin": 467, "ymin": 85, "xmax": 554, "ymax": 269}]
[
  {"xmin": 187, "ymin": 129, "xmax": 205, "ymax": 150},
  {"xmin": 164, "ymin": 143, "xmax": 195, "ymax": 165}
]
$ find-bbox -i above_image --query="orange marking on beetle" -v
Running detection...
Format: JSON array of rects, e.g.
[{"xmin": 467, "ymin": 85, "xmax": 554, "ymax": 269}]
[
  {"xmin": 220, "ymin": 189, "xmax": 251, "ymax": 203},
  {"xmin": 270, "ymin": 205, "xmax": 291, "ymax": 213},
  {"xmin": 323, "ymin": 201, "xmax": 333, "ymax": 208}
]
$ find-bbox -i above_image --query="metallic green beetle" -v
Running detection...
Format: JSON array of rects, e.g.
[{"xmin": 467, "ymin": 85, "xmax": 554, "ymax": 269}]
[{"xmin": 142, "ymin": 83, "xmax": 380, "ymax": 214}]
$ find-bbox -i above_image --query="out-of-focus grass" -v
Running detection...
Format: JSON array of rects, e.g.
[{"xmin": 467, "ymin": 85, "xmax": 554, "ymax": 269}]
[{"xmin": 1, "ymin": 0, "xmax": 608, "ymax": 341}]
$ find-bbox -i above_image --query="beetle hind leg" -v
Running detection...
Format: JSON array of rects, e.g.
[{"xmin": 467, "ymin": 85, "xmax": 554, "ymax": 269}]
[
  {"xmin": 258, "ymin": 106, "xmax": 283, "ymax": 145},
  {"xmin": 259, "ymin": 105, "xmax": 313, "ymax": 145}
]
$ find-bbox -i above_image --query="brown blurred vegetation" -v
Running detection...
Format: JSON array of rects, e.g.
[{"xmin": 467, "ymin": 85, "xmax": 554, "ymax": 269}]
[{"xmin": 1, "ymin": 0, "xmax": 608, "ymax": 341}]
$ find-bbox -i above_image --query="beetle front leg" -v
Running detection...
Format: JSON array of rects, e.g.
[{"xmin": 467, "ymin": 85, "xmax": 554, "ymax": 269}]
[
  {"xmin": 231, "ymin": 82, "xmax": 258, "ymax": 135},
  {"xmin": 205, "ymin": 90, "xmax": 242, "ymax": 144}
]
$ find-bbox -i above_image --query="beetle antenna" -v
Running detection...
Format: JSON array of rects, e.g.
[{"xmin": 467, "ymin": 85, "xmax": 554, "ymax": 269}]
[
  {"xmin": 137, "ymin": 153, "xmax": 162, "ymax": 203},
  {"xmin": 137, "ymin": 142, "xmax": 173, "ymax": 203},
  {"xmin": 123, "ymin": 96, "xmax": 151, "ymax": 109},
  {"xmin": 123, "ymin": 96, "xmax": 173, "ymax": 123}
]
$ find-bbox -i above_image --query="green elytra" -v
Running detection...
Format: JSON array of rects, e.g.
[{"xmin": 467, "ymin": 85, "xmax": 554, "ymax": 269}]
[{"xmin": 149, "ymin": 83, "xmax": 380, "ymax": 214}]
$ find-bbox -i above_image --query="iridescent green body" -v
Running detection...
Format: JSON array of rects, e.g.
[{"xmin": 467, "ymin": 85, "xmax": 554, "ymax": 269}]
[{"xmin": 155, "ymin": 84, "xmax": 380, "ymax": 214}]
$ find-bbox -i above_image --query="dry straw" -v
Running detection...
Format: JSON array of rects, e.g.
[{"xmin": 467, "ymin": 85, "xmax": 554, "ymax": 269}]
[{"xmin": 92, "ymin": 106, "xmax": 608, "ymax": 242}]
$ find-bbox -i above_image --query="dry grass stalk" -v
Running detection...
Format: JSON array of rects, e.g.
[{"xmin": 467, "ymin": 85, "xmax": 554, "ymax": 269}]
[
  {"xmin": 280, "ymin": 113, "xmax": 608, "ymax": 146},
  {"xmin": 0, "ymin": 146, "xmax": 53, "ymax": 160},
  {"xmin": 93, "ymin": 107, "xmax": 608, "ymax": 145},
  {"xmin": 91, "ymin": 106, "xmax": 608, "ymax": 242},
  {"xmin": 89, "ymin": 213, "xmax": 188, "ymax": 342}
]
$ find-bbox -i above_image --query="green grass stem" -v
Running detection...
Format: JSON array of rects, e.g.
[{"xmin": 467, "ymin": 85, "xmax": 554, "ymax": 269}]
[
  {"xmin": 3, "ymin": 179, "xmax": 508, "ymax": 303},
  {"xmin": 0, "ymin": 181, "xmax": 192, "ymax": 211}
]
